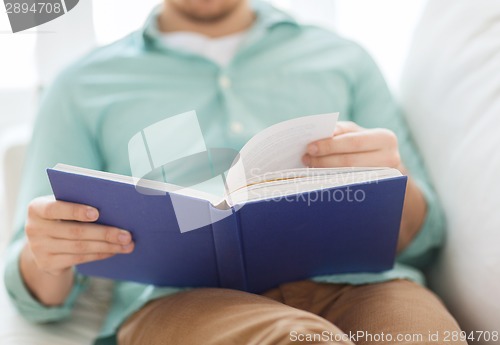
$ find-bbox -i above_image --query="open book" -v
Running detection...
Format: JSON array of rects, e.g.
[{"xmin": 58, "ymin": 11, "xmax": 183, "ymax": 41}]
[{"xmin": 48, "ymin": 113, "xmax": 407, "ymax": 292}]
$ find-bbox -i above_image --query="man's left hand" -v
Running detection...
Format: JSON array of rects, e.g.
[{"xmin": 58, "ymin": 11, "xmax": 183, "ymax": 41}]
[{"xmin": 303, "ymin": 121, "xmax": 402, "ymax": 170}]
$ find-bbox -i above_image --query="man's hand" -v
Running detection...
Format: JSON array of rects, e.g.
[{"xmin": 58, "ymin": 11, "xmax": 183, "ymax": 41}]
[
  {"xmin": 302, "ymin": 121, "xmax": 402, "ymax": 170},
  {"xmin": 20, "ymin": 195, "xmax": 134, "ymax": 305},
  {"xmin": 24, "ymin": 195, "xmax": 134, "ymax": 276},
  {"xmin": 302, "ymin": 121, "xmax": 427, "ymax": 253}
]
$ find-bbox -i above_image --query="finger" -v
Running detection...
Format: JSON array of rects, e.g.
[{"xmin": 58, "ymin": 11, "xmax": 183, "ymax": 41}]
[
  {"xmin": 30, "ymin": 197, "xmax": 99, "ymax": 222},
  {"xmin": 45, "ymin": 220, "xmax": 133, "ymax": 245},
  {"xmin": 308, "ymin": 130, "xmax": 389, "ymax": 156},
  {"xmin": 48, "ymin": 253, "xmax": 118, "ymax": 271},
  {"xmin": 303, "ymin": 151, "xmax": 398, "ymax": 168},
  {"xmin": 39, "ymin": 238, "xmax": 134, "ymax": 255},
  {"xmin": 333, "ymin": 121, "xmax": 363, "ymax": 136}
]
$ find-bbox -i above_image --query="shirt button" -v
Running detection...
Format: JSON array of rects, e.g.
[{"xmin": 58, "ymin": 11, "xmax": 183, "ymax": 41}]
[
  {"xmin": 219, "ymin": 75, "xmax": 231, "ymax": 89},
  {"xmin": 230, "ymin": 121, "xmax": 244, "ymax": 134}
]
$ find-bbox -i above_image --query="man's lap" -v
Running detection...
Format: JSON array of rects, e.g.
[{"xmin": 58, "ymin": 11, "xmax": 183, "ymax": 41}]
[{"xmin": 117, "ymin": 279, "xmax": 465, "ymax": 345}]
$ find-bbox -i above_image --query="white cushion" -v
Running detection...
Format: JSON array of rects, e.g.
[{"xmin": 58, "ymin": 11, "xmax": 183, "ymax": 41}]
[
  {"xmin": 1, "ymin": 125, "xmax": 31, "ymax": 237},
  {"xmin": 400, "ymin": 0, "xmax": 500, "ymax": 337},
  {"xmin": 0, "ymin": 259, "xmax": 111, "ymax": 345},
  {"xmin": 1, "ymin": 127, "xmax": 109, "ymax": 344}
]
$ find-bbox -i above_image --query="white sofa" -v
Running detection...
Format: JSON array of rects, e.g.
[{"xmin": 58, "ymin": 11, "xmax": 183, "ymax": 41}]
[
  {"xmin": 400, "ymin": 0, "xmax": 500, "ymax": 341},
  {"xmin": 0, "ymin": 125, "xmax": 109, "ymax": 345}
]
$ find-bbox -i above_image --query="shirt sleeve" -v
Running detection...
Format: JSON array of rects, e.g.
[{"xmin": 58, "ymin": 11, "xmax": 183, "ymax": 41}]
[
  {"xmin": 347, "ymin": 44, "xmax": 446, "ymax": 269},
  {"xmin": 3, "ymin": 69, "xmax": 104, "ymax": 323}
]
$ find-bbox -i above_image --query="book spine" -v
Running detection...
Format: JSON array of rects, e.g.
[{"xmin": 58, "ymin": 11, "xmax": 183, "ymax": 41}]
[{"xmin": 209, "ymin": 207, "xmax": 247, "ymax": 291}]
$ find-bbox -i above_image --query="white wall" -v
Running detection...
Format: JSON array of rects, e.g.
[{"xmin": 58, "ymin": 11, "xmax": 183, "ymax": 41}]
[
  {"xmin": 0, "ymin": 7, "xmax": 38, "ymax": 129},
  {"xmin": 275, "ymin": 0, "xmax": 428, "ymax": 92},
  {"xmin": 334, "ymin": 0, "xmax": 427, "ymax": 92}
]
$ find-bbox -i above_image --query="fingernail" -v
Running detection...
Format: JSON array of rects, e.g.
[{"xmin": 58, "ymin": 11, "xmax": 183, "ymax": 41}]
[
  {"xmin": 302, "ymin": 155, "xmax": 310, "ymax": 166},
  {"xmin": 87, "ymin": 208, "xmax": 98, "ymax": 220},
  {"xmin": 307, "ymin": 144, "xmax": 318, "ymax": 155},
  {"xmin": 118, "ymin": 232, "xmax": 130, "ymax": 244},
  {"xmin": 122, "ymin": 243, "xmax": 134, "ymax": 251}
]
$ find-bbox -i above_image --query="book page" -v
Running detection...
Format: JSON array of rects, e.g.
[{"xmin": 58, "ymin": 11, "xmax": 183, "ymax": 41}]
[
  {"xmin": 227, "ymin": 168, "xmax": 401, "ymax": 206},
  {"xmin": 225, "ymin": 113, "xmax": 338, "ymax": 194}
]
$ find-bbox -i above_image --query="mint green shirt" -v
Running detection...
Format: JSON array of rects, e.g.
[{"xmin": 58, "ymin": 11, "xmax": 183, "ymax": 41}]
[{"xmin": 4, "ymin": 2, "xmax": 444, "ymax": 344}]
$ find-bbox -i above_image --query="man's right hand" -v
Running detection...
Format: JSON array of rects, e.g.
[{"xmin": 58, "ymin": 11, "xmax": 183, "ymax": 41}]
[
  {"xmin": 25, "ymin": 195, "xmax": 134, "ymax": 276},
  {"xmin": 19, "ymin": 195, "xmax": 134, "ymax": 306}
]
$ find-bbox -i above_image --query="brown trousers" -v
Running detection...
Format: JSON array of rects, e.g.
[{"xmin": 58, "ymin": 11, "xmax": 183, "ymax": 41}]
[{"xmin": 117, "ymin": 280, "xmax": 466, "ymax": 345}]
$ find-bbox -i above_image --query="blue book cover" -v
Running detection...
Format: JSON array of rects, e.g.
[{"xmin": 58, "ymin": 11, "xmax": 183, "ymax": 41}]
[{"xmin": 47, "ymin": 166, "xmax": 407, "ymax": 293}]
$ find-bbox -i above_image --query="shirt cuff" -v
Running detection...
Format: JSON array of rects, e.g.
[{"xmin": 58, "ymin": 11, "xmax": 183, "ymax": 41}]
[
  {"xmin": 397, "ymin": 178, "xmax": 445, "ymax": 269},
  {"xmin": 3, "ymin": 239, "xmax": 89, "ymax": 323}
]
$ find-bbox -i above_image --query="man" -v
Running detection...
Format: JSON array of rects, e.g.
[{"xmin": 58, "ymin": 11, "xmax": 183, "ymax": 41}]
[{"xmin": 4, "ymin": 0, "xmax": 465, "ymax": 344}]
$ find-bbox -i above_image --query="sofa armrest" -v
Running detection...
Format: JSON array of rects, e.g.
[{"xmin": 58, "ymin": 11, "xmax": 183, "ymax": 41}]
[{"xmin": 1, "ymin": 124, "xmax": 32, "ymax": 246}]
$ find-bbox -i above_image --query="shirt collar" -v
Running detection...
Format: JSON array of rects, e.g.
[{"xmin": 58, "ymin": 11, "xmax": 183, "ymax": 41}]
[{"xmin": 141, "ymin": 0, "xmax": 299, "ymax": 51}]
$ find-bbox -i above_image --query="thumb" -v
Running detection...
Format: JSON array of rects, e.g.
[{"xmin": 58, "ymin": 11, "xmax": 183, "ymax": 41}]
[{"xmin": 333, "ymin": 121, "xmax": 364, "ymax": 136}]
